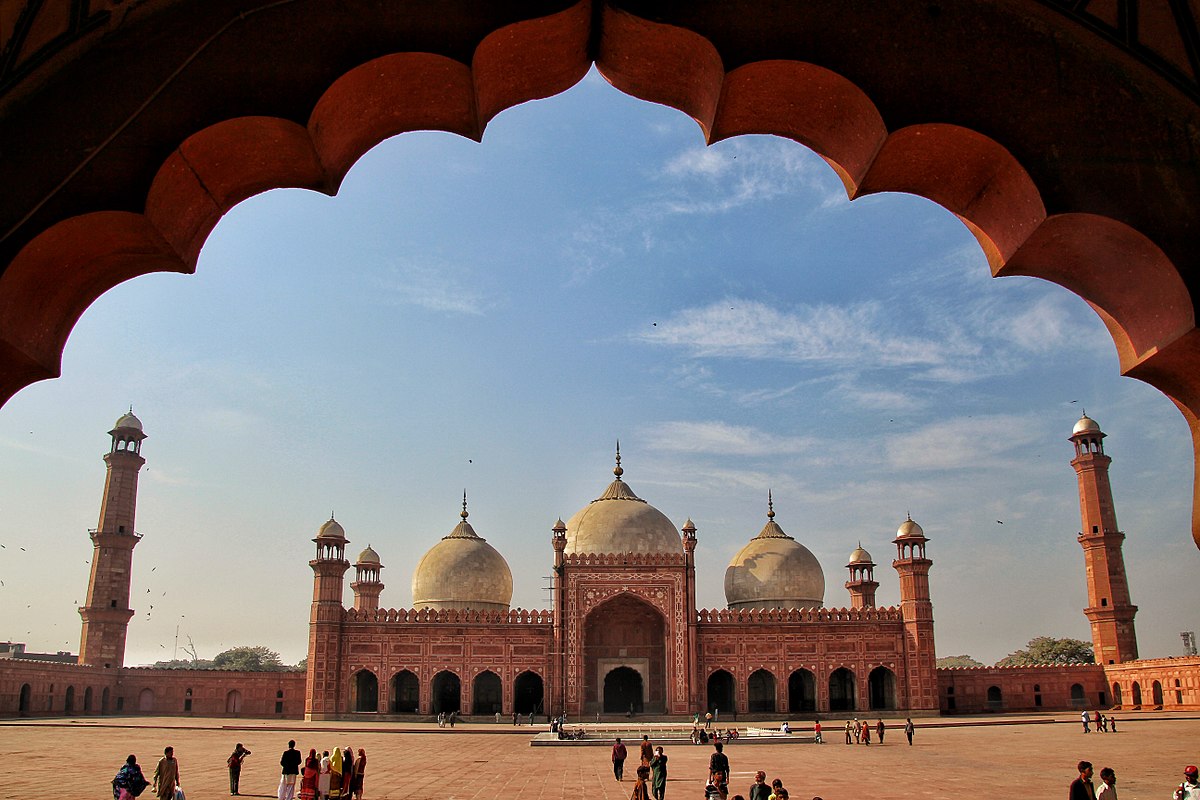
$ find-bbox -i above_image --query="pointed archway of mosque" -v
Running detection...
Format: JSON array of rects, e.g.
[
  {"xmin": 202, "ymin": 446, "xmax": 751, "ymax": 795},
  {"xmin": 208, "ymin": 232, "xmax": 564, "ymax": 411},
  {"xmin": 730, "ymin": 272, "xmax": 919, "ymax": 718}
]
[
  {"xmin": 583, "ymin": 592, "xmax": 666, "ymax": 714},
  {"xmin": 3, "ymin": 2, "xmax": 1200, "ymax": 549}
]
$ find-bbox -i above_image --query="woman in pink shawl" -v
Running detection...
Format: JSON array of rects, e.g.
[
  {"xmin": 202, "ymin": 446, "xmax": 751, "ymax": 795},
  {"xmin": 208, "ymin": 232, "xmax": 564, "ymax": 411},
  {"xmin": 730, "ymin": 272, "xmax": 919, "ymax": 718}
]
[{"xmin": 299, "ymin": 750, "xmax": 319, "ymax": 800}]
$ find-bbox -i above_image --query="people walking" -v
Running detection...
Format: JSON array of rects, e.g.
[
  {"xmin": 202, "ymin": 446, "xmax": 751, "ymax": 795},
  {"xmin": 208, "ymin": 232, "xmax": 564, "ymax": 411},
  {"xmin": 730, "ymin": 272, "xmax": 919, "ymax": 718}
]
[
  {"xmin": 844, "ymin": 721, "xmax": 852, "ymax": 744},
  {"xmin": 630, "ymin": 763, "xmax": 651, "ymax": 800},
  {"xmin": 876, "ymin": 719, "xmax": 885, "ymax": 743},
  {"xmin": 1069, "ymin": 760, "xmax": 1096, "ymax": 800},
  {"xmin": 709, "ymin": 741, "xmax": 730, "ymax": 787},
  {"xmin": 1081, "ymin": 710, "xmax": 1091, "ymax": 733},
  {"xmin": 280, "ymin": 740, "xmax": 302, "ymax": 800},
  {"xmin": 650, "ymin": 746, "xmax": 667, "ymax": 800},
  {"xmin": 227, "ymin": 743, "xmax": 251, "ymax": 795},
  {"xmin": 612, "ymin": 737, "xmax": 628, "ymax": 781},
  {"xmin": 151, "ymin": 746, "xmax": 181, "ymax": 800},
  {"xmin": 904, "ymin": 717, "xmax": 914, "ymax": 745},
  {"xmin": 640, "ymin": 735, "xmax": 654, "ymax": 766},
  {"xmin": 813, "ymin": 720, "xmax": 822, "ymax": 744},
  {"xmin": 1095, "ymin": 767, "xmax": 1118, "ymax": 799},
  {"xmin": 112, "ymin": 754, "xmax": 149, "ymax": 800}
]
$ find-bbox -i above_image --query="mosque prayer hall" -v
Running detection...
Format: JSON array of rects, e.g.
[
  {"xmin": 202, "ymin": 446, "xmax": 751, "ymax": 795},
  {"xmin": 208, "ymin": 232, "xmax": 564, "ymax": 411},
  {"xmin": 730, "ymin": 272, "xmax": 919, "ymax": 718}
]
[{"xmin": 0, "ymin": 411, "xmax": 1197, "ymax": 719}]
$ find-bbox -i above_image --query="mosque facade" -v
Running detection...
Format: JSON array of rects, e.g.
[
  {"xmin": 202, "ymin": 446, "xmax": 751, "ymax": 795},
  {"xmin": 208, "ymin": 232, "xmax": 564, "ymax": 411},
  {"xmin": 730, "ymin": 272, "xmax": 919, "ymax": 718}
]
[
  {"xmin": 0, "ymin": 412, "xmax": 1198, "ymax": 719},
  {"xmin": 305, "ymin": 448, "xmax": 931, "ymax": 720}
]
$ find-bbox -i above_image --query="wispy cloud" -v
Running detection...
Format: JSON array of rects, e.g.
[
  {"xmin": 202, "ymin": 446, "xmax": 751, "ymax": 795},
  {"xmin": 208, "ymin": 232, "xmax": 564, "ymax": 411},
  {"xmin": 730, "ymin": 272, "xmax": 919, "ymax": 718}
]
[
  {"xmin": 883, "ymin": 414, "xmax": 1044, "ymax": 471},
  {"xmin": 638, "ymin": 299, "xmax": 970, "ymax": 370},
  {"xmin": 640, "ymin": 420, "xmax": 816, "ymax": 456},
  {"xmin": 371, "ymin": 259, "xmax": 486, "ymax": 315},
  {"xmin": 656, "ymin": 138, "xmax": 846, "ymax": 214}
]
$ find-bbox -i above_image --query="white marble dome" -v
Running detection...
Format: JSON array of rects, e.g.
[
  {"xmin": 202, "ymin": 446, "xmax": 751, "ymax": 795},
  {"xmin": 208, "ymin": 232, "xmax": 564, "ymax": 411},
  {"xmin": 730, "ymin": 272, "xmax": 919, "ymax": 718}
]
[
  {"xmin": 895, "ymin": 516, "xmax": 925, "ymax": 539},
  {"xmin": 724, "ymin": 499, "xmax": 824, "ymax": 610},
  {"xmin": 1073, "ymin": 413, "xmax": 1101, "ymax": 435},
  {"xmin": 411, "ymin": 502, "xmax": 513, "ymax": 611},
  {"xmin": 113, "ymin": 410, "xmax": 143, "ymax": 431},
  {"xmin": 563, "ymin": 458, "xmax": 683, "ymax": 556}
]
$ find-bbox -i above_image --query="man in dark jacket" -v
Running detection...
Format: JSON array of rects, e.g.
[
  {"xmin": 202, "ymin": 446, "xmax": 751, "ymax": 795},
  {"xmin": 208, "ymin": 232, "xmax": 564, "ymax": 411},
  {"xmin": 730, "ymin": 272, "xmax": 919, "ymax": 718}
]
[
  {"xmin": 708, "ymin": 741, "xmax": 729, "ymax": 788},
  {"xmin": 227, "ymin": 743, "xmax": 251, "ymax": 795},
  {"xmin": 279, "ymin": 740, "xmax": 302, "ymax": 800},
  {"xmin": 1069, "ymin": 760, "xmax": 1097, "ymax": 800}
]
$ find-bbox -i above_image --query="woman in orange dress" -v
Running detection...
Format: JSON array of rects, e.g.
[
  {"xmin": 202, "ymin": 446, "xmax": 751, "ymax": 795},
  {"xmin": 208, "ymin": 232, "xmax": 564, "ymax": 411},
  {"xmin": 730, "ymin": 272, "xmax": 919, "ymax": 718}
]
[
  {"xmin": 299, "ymin": 750, "xmax": 319, "ymax": 800},
  {"xmin": 630, "ymin": 764, "xmax": 651, "ymax": 800}
]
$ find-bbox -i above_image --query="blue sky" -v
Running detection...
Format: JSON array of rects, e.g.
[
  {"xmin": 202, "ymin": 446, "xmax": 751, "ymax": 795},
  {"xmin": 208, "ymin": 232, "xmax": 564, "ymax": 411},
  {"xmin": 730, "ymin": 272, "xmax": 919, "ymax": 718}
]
[{"xmin": 0, "ymin": 68, "xmax": 1196, "ymax": 667}]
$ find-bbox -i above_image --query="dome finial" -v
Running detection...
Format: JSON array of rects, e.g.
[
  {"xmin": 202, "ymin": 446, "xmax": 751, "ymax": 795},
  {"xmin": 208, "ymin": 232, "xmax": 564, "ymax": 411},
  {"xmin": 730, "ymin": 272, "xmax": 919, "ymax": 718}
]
[
  {"xmin": 767, "ymin": 489, "xmax": 775, "ymax": 520},
  {"xmin": 614, "ymin": 440, "xmax": 623, "ymax": 479},
  {"xmin": 461, "ymin": 490, "xmax": 469, "ymax": 520}
]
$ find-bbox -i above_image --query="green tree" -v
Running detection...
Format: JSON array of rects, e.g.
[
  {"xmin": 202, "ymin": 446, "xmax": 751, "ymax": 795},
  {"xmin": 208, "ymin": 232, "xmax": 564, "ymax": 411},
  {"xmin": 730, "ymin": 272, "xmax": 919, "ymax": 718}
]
[
  {"xmin": 936, "ymin": 654, "xmax": 985, "ymax": 668},
  {"xmin": 211, "ymin": 645, "xmax": 286, "ymax": 671},
  {"xmin": 996, "ymin": 636, "xmax": 1094, "ymax": 666},
  {"xmin": 294, "ymin": 657, "xmax": 307, "ymax": 672}
]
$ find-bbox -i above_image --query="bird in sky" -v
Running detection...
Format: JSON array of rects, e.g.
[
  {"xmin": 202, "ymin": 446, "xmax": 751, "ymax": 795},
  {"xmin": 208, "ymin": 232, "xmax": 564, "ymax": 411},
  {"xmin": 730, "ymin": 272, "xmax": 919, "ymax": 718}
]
[{"xmin": 996, "ymin": 520, "xmax": 1004, "ymax": 524}]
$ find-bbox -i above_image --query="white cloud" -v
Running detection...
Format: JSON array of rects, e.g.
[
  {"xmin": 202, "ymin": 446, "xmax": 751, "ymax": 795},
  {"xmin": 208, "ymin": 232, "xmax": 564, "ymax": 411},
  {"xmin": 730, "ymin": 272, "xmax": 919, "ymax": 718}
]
[
  {"xmin": 638, "ymin": 299, "xmax": 964, "ymax": 369},
  {"xmin": 657, "ymin": 138, "xmax": 845, "ymax": 214},
  {"xmin": 372, "ymin": 259, "xmax": 485, "ymax": 315},
  {"xmin": 883, "ymin": 414, "xmax": 1044, "ymax": 471},
  {"xmin": 640, "ymin": 420, "xmax": 815, "ymax": 456}
]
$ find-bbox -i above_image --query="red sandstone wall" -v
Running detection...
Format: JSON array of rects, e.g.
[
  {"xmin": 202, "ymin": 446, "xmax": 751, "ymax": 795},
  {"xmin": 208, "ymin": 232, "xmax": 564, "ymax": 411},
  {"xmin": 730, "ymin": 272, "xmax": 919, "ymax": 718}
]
[
  {"xmin": 0, "ymin": 660, "xmax": 306, "ymax": 718},
  {"xmin": 696, "ymin": 608, "xmax": 921, "ymax": 715},
  {"xmin": 937, "ymin": 665, "xmax": 1107, "ymax": 713},
  {"xmin": 1103, "ymin": 656, "xmax": 1200, "ymax": 709}
]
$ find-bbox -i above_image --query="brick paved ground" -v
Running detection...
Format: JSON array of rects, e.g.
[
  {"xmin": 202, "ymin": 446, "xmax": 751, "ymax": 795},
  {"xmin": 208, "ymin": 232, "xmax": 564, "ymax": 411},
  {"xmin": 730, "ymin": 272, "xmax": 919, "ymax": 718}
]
[{"xmin": 3, "ymin": 714, "xmax": 1197, "ymax": 799}]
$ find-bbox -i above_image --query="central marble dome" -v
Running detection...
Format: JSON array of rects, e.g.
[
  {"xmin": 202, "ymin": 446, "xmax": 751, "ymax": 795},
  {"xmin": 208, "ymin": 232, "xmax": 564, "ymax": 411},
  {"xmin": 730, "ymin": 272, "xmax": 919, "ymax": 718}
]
[
  {"xmin": 564, "ymin": 453, "xmax": 684, "ymax": 556},
  {"xmin": 411, "ymin": 496, "xmax": 513, "ymax": 611},
  {"xmin": 724, "ymin": 495, "xmax": 825, "ymax": 610}
]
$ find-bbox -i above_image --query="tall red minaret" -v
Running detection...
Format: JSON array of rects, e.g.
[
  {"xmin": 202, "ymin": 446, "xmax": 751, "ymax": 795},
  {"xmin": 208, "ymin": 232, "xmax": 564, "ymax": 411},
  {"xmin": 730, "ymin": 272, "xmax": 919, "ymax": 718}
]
[
  {"xmin": 1070, "ymin": 413, "xmax": 1138, "ymax": 664},
  {"xmin": 305, "ymin": 516, "xmax": 350, "ymax": 719},
  {"xmin": 893, "ymin": 515, "xmax": 937, "ymax": 710},
  {"xmin": 78, "ymin": 409, "xmax": 146, "ymax": 668}
]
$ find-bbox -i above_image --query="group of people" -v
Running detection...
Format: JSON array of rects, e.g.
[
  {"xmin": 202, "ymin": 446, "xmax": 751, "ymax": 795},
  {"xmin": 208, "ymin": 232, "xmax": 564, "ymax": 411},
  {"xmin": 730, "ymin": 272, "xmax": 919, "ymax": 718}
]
[
  {"xmin": 1080, "ymin": 710, "xmax": 1119, "ymax": 733},
  {"xmin": 111, "ymin": 747, "xmax": 180, "ymax": 800},
  {"xmin": 1071, "ymin": 762, "xmax": 1200, "ymax": 800},
  {"xmin": 689, "ymin": 726, "xmax": 738, "ymax": 744},
  {"xmin": 436, "ymin": 710, "xmax": 458, "ymax": 727},
  {"xmin": 288, "ymin": 741, "xmax": 366, "ymax": 800},
  {"xmin": 612, "ymin": 735, "xmax": 668, "ymax": 800},
  {"xmin": 234, "ymin": 739, "xmax": 367, "ymax": 800}
]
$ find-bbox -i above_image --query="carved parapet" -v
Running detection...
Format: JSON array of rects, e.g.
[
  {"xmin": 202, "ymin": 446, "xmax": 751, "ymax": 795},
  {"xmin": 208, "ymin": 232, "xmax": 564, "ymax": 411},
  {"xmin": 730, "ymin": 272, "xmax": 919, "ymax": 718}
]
[
  {"xmin": 695, "ymin": 605, "xmax": 902, "ymax": 624},
  {"xmin": 562, "ymin": 551, "xmax": 687, "ymax": 567},
  {"xmin": 343, "ymin": 607, "xmax": 554, "ymax": 625}
]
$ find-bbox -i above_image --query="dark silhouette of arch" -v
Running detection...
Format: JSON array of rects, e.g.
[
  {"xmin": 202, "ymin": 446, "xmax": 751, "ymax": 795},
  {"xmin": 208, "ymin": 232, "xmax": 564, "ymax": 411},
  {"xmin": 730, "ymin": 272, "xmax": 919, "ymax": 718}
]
[
  {"xmin": 788, "ymin": 669, "xmax": 816, "ymax": 713},
  {"xmin": 986, "ymin": 686, "xmax": 1003, "ymax": 709},
  {"xmin": 868, "ymin": 667, "xmax": 896, "ymax": 710},
  {"xmin": 83, "ymin": 686, "xmax": 93, "ymax": 713},
  {"xmin": 18, "ymin": 684, "xmax": 30, "ymax": 716},
  {"xmin": 828, "ymin": 668, "xmax": 856, "ymax": 712},
  {"xmin": 1070, "ymin": 683, "xmax": 1085, "ymax": 704},
  {"xmin": 1132, "ymin": 681, "xmax": 1143, "ymax": 707},
  {"xmin": 514, "ymin": 671, "xmax": 544, "ymax": 716},
  {"xmin": 101, "ymin": 687, "xmax": 110, "ymax": 715},
  {"xmin": 1152, "ymin": 680, "xmax": 1164, "ymax": 707},
  {"xmin": 64, "ymin": 685, "xmax": 75, "ymax": 714},
  {"xmin": 352, "ymin": 670, "xmax": 378, "ymax": 713},
  {"xmin": 432, "ymin": 671, "xmax": 461, "ymax": 714},
  {"xmin": 391, "ymin": 670, "xmax": 419, "ymax": 713},
  {"xmin": 473, "ymin": 670, "xmax": 502, "ymax": 715},
  {"xmin": 707, "ymin": 669, "xmax": 735, "ymax": 714},
  {"xmin": 604, "ymin": 666, "xmax": 644, "ymax": 714},
  {"xmin": 1112, "ymin": 682, "xmax": 1123, "ymax": 706},
  {"xmin": 748, "ymin": 669, "xmax": 776, "ymax": 713}
]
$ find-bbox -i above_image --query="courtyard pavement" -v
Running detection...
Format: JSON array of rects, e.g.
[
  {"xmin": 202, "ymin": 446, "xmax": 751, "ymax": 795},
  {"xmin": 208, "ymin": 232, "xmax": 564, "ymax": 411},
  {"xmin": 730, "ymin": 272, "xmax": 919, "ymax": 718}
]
[{"xmin": 3, "ymin": 713, "xmax": 1197, "ymax": 799}]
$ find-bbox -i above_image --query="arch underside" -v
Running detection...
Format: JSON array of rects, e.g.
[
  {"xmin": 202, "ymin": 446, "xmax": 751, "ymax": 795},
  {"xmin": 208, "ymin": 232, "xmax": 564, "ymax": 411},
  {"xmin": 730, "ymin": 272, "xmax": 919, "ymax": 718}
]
[{"xmin": 2, "ymin": 1, "xmax": 1200, "ymax": 549}]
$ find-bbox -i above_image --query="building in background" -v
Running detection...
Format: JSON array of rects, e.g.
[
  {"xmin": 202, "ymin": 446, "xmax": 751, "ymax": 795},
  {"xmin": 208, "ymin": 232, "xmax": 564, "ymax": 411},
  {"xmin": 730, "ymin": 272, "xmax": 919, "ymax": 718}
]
[{"xmin": 0, "ymin": 411, "xmax": 1196, "ymax": 718}]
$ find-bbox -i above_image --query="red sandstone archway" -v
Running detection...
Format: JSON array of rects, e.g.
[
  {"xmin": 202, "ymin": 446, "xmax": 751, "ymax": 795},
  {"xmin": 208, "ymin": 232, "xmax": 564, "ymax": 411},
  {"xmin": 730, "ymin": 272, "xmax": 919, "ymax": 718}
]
[
  {"xmin": 583, "ymin": 593, "xmax": 666, "ymax": 714},
  {"xmin": 3, "ymin": 2, "xmax": 1200, "ymax": 549}
]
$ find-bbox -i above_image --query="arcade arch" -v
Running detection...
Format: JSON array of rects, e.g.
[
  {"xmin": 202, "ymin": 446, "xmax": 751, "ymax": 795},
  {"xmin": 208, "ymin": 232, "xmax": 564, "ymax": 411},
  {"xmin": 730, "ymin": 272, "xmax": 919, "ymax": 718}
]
[
  {"xmin": 584, "ymin": 593, "xmax": 666, "ymax": 714},
  {"xmin": 351, "ymin": 670, "xmax": 378, "ymax": 713},
  {"xmin": 514, "ymin": 671, "xmax": 545, "ymax": 716},
  {"xmin": 2, "ymin": 3, "xmax": 1200, "ymax": 553},
  {"xmin": 390, "ymin": 670, "xmax": 419, "ymax": 713},
  {"xmin": 432, "ymin": 671, "xmax": 461, "ymax": 714},
  {"xmin": 707, "ymin": 670, "xmax": 735, "ymax": 715},
  {"xmin": 828, "ymin": 668, "xmax": 855, "ymax": 712},
  {"xmin": 747, "ymin": 669, "xmax": 776, "ymax": 713},
  {"xmin": 473, "ymin": 671, "xmax": 502, "ymax": 715},
  {"xmin": 868, "ymin": 667, "xmax": 896, "ymax": 711},
  {"xmin": 788, "ymin": 669, "xmax": 816, "ymax": 713}
]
